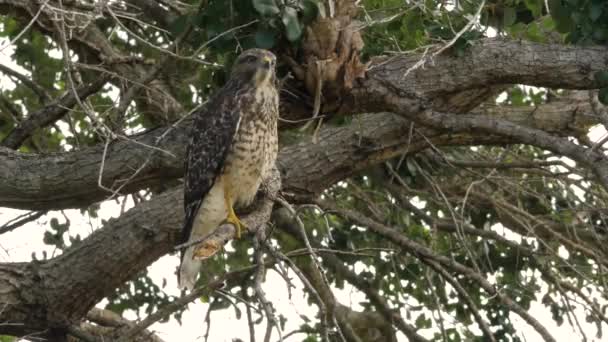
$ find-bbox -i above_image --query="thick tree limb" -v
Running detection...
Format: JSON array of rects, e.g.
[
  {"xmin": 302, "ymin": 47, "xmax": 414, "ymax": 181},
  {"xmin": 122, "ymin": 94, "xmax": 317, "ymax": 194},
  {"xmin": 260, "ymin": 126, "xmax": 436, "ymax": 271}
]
[
  {"xmin": 0, "ymin": 36, "xmax": 604, "ymax": 209},
  {"xmin": 0, "ymin": 185, "xmax": 176, "ymax": 337},
  {"xmin": 412, "ymin": 109, "xmax": 608, "ymax": 191},
  {"xmin": 0, "ymin": 95, "xmax": 600, "ymax": 210},
  {"xmin": 0, "ymin": 166, "xmax": 278, "ymax": 338},
  {"xmin": 347, "ymin": 39, "xmax": 608, "ymax": 115},
  {"xmin": 0, "ymin": 113, "xmax": 422, "ymax": 209},
  {"xmin": 0, "ymin": 32, "xmax": 604, "ymax": 208},
  {"xmin": 0, "ymin": 1, "xmax": 606, "ymax": 340}
]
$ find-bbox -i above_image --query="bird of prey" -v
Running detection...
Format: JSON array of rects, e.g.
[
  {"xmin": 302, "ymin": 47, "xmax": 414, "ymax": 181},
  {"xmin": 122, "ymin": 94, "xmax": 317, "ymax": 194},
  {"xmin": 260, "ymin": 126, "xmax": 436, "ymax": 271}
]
[{"xmin": 178, "ymin": 49, "xmax": 279, "ymax": 291}]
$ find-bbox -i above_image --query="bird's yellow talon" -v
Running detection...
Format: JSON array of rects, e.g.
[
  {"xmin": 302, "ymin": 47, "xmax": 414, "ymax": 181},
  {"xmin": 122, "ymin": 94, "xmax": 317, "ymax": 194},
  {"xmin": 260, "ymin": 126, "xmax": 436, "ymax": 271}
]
[
  {"xmin": 225, "ymin": 209, "xmax": 245, "ymax": 239},
  {"xmin": 224, "ymin": 179, "xmax": 246, "ymax": 239}
]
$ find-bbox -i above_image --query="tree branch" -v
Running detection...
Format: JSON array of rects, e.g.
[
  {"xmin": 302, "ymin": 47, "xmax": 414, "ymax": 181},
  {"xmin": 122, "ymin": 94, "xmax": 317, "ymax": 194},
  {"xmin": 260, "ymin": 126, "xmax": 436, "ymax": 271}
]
[
  {"xmin": 350, "ymin": 38, "xmax": 608, "ymax": 114},
  {"xmin": 318, "ymin": 199, "xmax": 557, "ymax": 342},
  {"xmin": 274, "ymin": 208, "xmax": 429, "ymax": 342},
  {"xmin": 1, "ymin": 77, "xmax": 108, "ymax": 150},
  {"xmin": 0, "ymin": 164, "xmax": 278, "ymax": 338},
  {"xmin": 0, "ymin": 64, "xmax": 51, "ymax": 103},
  {"xmin": 0, "ymin": 210, "xmax": 46, "ymax": 235},
  {"xmin": 1, "ymin": 94, "xmax": 599, "ymax": 211}
]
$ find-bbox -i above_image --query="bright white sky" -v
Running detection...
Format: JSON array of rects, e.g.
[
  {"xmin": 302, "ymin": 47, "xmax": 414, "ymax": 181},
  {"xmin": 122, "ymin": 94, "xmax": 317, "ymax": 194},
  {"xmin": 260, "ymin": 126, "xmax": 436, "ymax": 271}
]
[{"xmin": 1, "ymin": 33, "xmax": 607, "ymax": 342}]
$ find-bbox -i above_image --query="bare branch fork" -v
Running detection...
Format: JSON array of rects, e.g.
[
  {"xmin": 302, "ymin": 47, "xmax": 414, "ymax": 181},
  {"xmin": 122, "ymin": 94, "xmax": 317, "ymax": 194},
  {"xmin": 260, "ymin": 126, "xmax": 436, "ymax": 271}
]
[
  {"xmin": 0, "ymin": 211, "xmax": 46, "ymax": 235},
  {"xmin": 253, "ymin": 228, "xmax": 283, "ymax": 342},
  {"xmin": 0, "ymin": 77, "xmax": 109, "ymax": 150},
  {"xmin": 115, "ymin": 265, "xmax": 259, "ymax": 342},
  {"xmin": 319, "ymin": 199, "xmax": 558, "ymax": 342},
  {"xmin": 275, "ymin": 206, "xmax": 430, "ymax": 342},
  {"xmin": 114, "ymin": 245, "xmax": 346, "ymax": 342}
]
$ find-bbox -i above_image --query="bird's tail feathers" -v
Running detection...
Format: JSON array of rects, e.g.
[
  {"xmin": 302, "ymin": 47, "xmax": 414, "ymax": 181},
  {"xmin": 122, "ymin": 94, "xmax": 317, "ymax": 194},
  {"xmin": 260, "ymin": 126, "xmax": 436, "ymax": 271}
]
[{"xmin": 178, "ymin": 246, "xmax": 201, "ymax": 291}]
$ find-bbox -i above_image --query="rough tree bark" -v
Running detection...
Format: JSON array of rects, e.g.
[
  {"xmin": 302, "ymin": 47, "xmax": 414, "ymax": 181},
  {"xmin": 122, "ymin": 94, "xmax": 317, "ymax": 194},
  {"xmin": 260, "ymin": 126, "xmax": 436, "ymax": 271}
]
[
  {"xmin": 1, "ymin": 0, "xmax": 608, "ymax": 340},
  {"xmin": 0, "ymin": 40, "xmax": 606, "ymax": 210}
]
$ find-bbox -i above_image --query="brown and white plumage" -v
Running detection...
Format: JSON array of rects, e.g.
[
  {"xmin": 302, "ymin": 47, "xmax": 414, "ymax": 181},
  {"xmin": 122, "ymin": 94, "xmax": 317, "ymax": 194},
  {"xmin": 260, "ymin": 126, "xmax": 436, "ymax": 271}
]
[{"xmin": 178, "ymin": 49, "xmax": 279, "ymax": 290}]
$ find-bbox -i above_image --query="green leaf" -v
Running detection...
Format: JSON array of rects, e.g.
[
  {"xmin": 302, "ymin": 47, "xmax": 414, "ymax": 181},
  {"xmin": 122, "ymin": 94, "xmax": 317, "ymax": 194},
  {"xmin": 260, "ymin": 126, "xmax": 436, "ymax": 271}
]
[
  {"xmin": 571, "ymin": 11, "xmax": 584, "ymax": 24},
  {"xmin": 43, "ymin": 231, "xmax": 56, "ymax": 245},
  {"xmin": 594, "ymin": 70, "xmax": 608, "ymax": 86},
  {"xmin": 598, "ymin": 87, "xmax": 608, "ymax": 105},
  {"xmin": 525, "ymin": 22, "xmax": 545, "ymax": 42},
  {"xmin": 589, "ymin": 2, "xmax": 604, "ymax": 22},
  {"xmin": 593, "ymin": 27, "xmax": 608, "ymax": 42},
  {"xmin": 169, "ymin": 14, "xmax": 191, "ymax": 36},
  {"xmin": 549, "ymin": 0, "xmax": 574, "ymax": 33},
  {"xmin": 255, "ymin": 28, "xmax": 276, "ymax": 48},
  {"xmin": 507, "ymin": 22, "xmax": 527, "ymax": 38},
  {"xmin": 503, "ymin": 7, "xmax": 517, "ymax": 27},
  {"xmin": 282, "ymin": 7, "xmax": 302, "ymax": 42},
  {"xmin": 301, "ymin": 0, "xmax": 320, "ymax": 23},
  {"xmin": 524, "ymin": 0, "xmax": 543, "ymax": 18},
  {"xmin": 541, "ymin": 16, "xmax": 556, "ymax": 30},
  {"xmin": 415, "ymin": 313, "xmax": 432, "ymax": 328},
  {"xmin": 253, "ymin": 0, "xmax": 280, "ymax": 16}
]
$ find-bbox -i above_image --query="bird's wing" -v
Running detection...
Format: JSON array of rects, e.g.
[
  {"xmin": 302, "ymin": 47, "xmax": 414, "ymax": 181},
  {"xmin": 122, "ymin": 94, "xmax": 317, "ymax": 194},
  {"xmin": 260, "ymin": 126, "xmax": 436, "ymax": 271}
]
[{"xmin": 180, "ymin": 86, "xmax": 242, "ymax": 247}]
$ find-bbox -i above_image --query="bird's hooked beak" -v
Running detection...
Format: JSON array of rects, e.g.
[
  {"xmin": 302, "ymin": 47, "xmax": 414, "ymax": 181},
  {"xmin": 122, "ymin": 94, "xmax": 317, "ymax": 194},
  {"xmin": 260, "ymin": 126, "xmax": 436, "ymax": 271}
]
[
  {"xmin": 255, "ymin": 54, "xmax": 275, "ymax": 85},
  {"xmin": 262, "ymin": 55, "xmax": 273, "ymax": 69}
]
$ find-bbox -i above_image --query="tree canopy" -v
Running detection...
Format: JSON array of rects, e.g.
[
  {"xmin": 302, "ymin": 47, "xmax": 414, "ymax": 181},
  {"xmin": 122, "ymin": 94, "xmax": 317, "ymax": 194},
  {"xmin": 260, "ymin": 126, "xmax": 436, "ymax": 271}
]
[{"xmin": 1, "ymin": 0, "xmax": 608, "ymax": 341}]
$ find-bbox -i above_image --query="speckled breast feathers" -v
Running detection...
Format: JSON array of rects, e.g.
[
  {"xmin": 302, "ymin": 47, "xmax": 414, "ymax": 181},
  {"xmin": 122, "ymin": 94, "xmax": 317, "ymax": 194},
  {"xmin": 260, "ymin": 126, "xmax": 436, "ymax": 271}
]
[{"xmin": 178, "ymin": 49, "xmax": 279, "ymax": 290}]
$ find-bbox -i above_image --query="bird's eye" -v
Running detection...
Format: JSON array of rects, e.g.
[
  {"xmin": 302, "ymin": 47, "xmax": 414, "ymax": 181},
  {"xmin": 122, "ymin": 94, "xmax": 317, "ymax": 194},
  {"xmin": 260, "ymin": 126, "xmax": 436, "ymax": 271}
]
[{"xmin": 241, "ymin": 55, "xmax": 257, "ymax": 64}]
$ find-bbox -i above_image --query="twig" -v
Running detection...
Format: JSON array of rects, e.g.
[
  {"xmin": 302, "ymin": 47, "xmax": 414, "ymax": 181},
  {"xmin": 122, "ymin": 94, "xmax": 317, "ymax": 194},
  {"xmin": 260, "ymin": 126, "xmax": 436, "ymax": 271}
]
[
  {"xmin": 105, "ymin": 5, "xmax": 215, "ymax": 66},
  {"xmin": 203, "ymin": 298, "xmax": 214, "ymax": 342},
  {"xmin": 431, "ymin": 0, "xmax": 485, "ymax": 58},
  {"xmin": 319, "ymin": 199, "xmax": 558, "ymax": 342},
  {"xmin": 1, "ymin": 77, "xmax": 108, "ymax": 149},
  {"xmin": 298, "ymin": 60, "xmax": 324, "ymax": 137},
  {"xmin": 0, "ymin": 211, "xmax": 46, "ymax": 235},
  {"xmin": 0, "ymin": 64, "xmax": 51, "ymax": 103},
  {"xmin": 425, "ymin": 260, "xmax": 497, "ymax": 342},
  {"xmin": 0, "ymin": 0, "xmax": 50, "ymax": 52},
  {"xmin": 173, "ymin": 222, "xmax": 236, "ymax": 253},
  {"xmin": 318, "ymin": 251, "xmax": 430, "ymax": 342},
  {"xmin": 253, "ymin": 227, "xmax": 283, "ymax": 342},
  {"xmin": 278, "ymin": 114, "xmax": 328, "ymax": 124},
  {"xmin": 98, "ymin": 108, "xmax": 195, "ymax": 199},
  {"xmin": 272, "ymin": 198, "xmax": 337, "ymax": 341},
  {"xmin": 263, "ymin": 243, "xmax": 331, "ymax": 342},
  {"xmin": 55, "ymin": 0, "xmax": 110, "ymax": 140},
  {"xmin": 116, "ymin": 265, "xmax": 258, "ymax": 342},
  {"xmin": 67, "ymin": 325, "xmax": 99, "ymax": 342},
  {"xmin": 423, "ymin": 268, "xmax": 448, "ymax": 341},
  {"xmin": 97, "ymin": 136, "xmax": 114, "ymax": 193},
  {"xmin": 191, "ymin": 20, "xmax": 259, "ymax": 58},
  {"xmin": 241, "ymin": 282, "xmax": 257, "ymax": 342},
  {"xmin": 402, "ymin": 0, "xmax": 485, "ymax": 78}
]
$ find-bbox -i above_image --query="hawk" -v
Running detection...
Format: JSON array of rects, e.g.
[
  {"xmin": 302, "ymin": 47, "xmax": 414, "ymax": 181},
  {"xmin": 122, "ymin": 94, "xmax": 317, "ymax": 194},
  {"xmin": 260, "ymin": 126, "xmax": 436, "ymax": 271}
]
[{"xmin": 178, "ymin": 49, "xmax": 279, "ymax": 290}]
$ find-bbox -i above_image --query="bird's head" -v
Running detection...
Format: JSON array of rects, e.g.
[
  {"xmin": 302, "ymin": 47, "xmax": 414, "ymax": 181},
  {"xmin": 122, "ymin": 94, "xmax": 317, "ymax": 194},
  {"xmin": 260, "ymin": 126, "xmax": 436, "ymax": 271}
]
[{"xmin": 231, "ymin": 49, "xmax": 276, "ymax": 87}]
